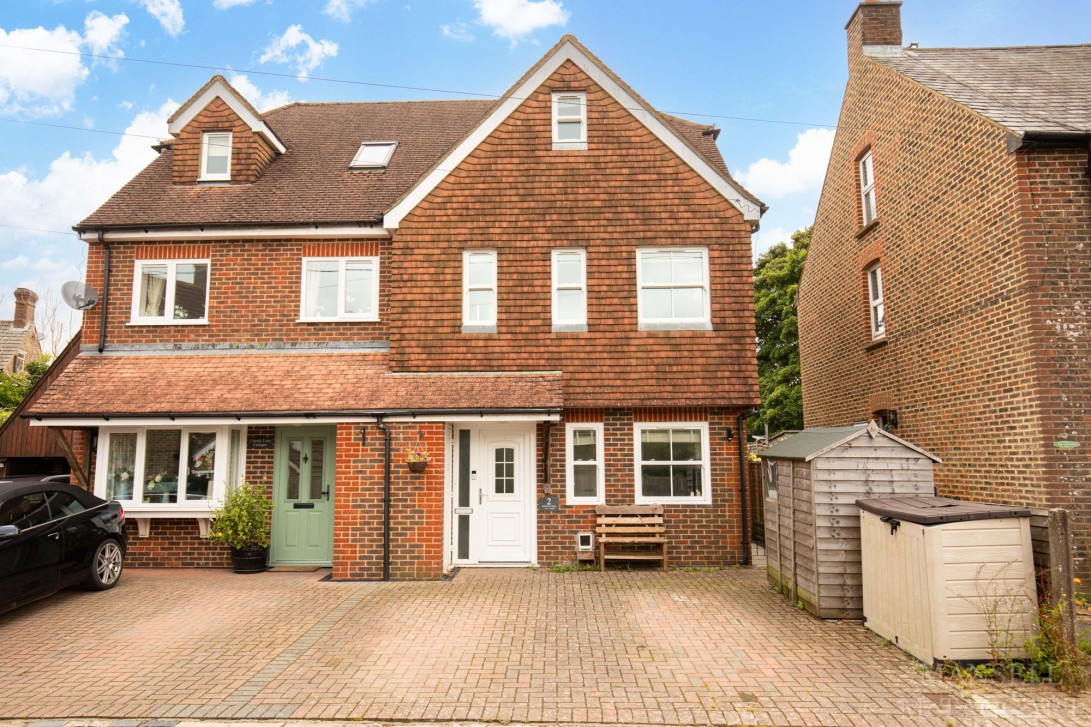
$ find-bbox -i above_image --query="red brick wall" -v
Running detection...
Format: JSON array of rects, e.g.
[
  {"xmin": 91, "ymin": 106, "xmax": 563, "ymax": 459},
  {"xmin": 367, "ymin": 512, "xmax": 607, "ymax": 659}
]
[
  {"xmin": 800, "ymin": 9, "xmax": 1091, "ymax": 572},
  {"xmin": 536, "ymin": 407, "xmax": 745, "ymax": 567},
  {"xmin": 82, "ymin": 239, "xmax": 388, "ymax": 347},
  {"xmin": 123, "ymin": 425, "xmax": 275, "ymax": 568},
  {"xmin": 171, "ymin": 97, "xmax": 276, "ymax": 185},
  {"xmin": 390, "ymin": 60, "xmax": 759, "ymax": 409},
  {"xmin": 333, "ymin": 421, "xmax": 445, "ymax": 580}
]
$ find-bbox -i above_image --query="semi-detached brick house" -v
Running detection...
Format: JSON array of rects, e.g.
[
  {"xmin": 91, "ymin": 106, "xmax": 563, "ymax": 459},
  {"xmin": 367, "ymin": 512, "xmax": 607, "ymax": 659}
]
[
  {"xmin": 27, "ymin": 37, "xmax": 765, "ymax": 578},
  {"xmin": 799, "ymin": 2, "xmax": 1091, "ymax": 573}
]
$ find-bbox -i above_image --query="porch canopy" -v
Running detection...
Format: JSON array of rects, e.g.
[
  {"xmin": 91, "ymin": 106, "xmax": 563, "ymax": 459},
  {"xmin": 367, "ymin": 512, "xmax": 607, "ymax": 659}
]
[{"xmin": 25, "ymin": 351, "xmax": 564, "ymax": 423}]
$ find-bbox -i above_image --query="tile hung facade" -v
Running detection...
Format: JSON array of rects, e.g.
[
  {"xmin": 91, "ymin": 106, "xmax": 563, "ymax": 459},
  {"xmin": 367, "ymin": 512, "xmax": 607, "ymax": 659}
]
[
  {"xmin": 28, "ymin": 36, "xmax": 764, "ymax": 577},
  {"xmin": 798, "ymin": 2, "xmax": 1091, "ymax": 574}
]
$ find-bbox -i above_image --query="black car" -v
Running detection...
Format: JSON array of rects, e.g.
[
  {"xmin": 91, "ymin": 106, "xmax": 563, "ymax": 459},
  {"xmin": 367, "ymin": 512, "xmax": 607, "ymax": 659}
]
[{"xmin": 0, "ymin": 478, "xmax": 127, "ymax": 615}]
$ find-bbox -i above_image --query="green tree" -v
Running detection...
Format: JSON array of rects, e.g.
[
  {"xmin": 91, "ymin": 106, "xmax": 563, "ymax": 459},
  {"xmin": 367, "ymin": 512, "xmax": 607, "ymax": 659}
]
[
  {"xmin": 0, "ymin": 354, "xmax": 53, "ymax": 424},
  {"xmin": 754, "ymin": 227, "xmax": 810, "ymax": 435}
]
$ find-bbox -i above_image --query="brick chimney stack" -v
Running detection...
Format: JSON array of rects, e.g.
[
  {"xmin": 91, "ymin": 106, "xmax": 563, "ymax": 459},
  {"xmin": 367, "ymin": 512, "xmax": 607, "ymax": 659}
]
[
  {"xmin": 846, "ymin": 1, "xmax": 903, "ymax": 58},
  {"xmin": 12, "ymin": 287, "xmax": 38, "ymax": 329}
]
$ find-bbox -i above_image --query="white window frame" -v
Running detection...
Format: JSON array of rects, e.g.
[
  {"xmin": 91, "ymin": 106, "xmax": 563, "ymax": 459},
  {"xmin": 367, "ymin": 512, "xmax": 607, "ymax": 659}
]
[
  {"xmin": 93, "ymin": 426, "xmax": 247, "ymax": 515},
  {"xmin": 633, "ymin": 422, "xmax": 711, "ymax": 505},
  {"xmin": 350, "ymin": 141, "xmax": 398, "ymax": 170},
  {"xmin": 130, "ymin": 258, "xmax": 211, "ymax": 325},
  {"xmin": 552, "ymin": 92, "xmax": 587, "ymax": 151},
  {"xmin": 200, "ymin": 131, "xmax": 232, "ymax": 182},
  {"xmin": 12, "ymin": 353, "xmax": 25, "ymax": 373},
  {"xmin": 636, "ymin": 247, "xmax": 712, "ymax": 330},
  {"xmin": 551, "ymin": 248, "xmax": 587, "ymax": 330},
  {"xmin": 867, "ymin": 261, "xmax": 885, "ymax": 338},
  {"xmin": 566, "ymin": 422, "xmax": 605, "ymax": 505},
  {"xmin": 859, "ymin": 151, "xmax": 877, "ymax": 226},
  {"xmin": 462, "ymin": 249, "xmax": 497, "ymax": 331},
  {"xmin": 298, "ymin": 256, "xmax": 380, "ymax": 322}
]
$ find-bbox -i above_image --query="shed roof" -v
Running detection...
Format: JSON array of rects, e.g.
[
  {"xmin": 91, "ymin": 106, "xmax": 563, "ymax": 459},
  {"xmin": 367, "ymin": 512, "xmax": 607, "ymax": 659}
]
[
  {"xmin": 758, "ymin": 422, "xmax": 941, "ymax": 463},
  {"xmin": 856, "ymin": 496, "xmax": 1030, "ymax": 525}
]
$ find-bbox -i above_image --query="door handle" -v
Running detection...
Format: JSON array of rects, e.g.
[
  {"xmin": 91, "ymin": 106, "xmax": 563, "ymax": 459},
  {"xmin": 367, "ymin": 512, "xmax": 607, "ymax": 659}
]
[
  {"xmin": 478, "ymin": 489, "xmax": 482, "ymax": 505},
  {"xmin": 322, "ymin": 488, "xmax": 330, "ymax": 501}
]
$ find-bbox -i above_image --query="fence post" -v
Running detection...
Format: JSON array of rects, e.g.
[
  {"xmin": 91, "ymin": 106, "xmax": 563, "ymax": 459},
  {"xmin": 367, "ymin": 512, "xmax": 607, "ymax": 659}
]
[{"xmin": 1047, "ymin": 508, "xmax": 1077, "ymax": 648}]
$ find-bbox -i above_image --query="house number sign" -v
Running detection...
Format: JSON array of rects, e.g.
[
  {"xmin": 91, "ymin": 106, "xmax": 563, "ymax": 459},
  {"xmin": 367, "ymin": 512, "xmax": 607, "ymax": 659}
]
[
  {"xmin": 538, "ymin": 496, "xmax": 560, "ymax": 512},
  {"xmin": 249, "ymin": 436, "xmax": 274, "ymax": 449}
]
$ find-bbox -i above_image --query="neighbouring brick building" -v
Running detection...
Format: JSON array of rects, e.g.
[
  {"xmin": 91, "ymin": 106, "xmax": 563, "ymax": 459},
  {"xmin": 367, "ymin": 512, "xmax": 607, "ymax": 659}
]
[
  {"xmin": 1, "ymin": 287, "xmax": 41, "ymax": 375},
  {"xmin": 27, "ymin": 37, "xmax": 765, "ymax": 578},
  {"xmin": 799, "ymin": 2, "xmax": 1091, "ymax": 571}
]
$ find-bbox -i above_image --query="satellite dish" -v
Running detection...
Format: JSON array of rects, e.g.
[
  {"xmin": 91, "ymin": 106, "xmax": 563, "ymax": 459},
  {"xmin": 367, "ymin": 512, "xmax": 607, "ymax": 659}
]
[{"xmin": 60, "ymin": 281, "xmax": 99, "ymax": 311}]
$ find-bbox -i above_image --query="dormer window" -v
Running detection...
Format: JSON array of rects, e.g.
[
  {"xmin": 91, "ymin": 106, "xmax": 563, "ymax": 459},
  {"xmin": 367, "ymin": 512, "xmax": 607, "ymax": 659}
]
[
  {"xmin": 552, "ymin": 92, "xmax": 587, "ymax": 150},
  {"xmin": 200, "ymin": 132, "xmax": 232, "ymax": 182},
  {"xmin": 350, "ymin": 141, "xmax": 397, "ymax": 170}
]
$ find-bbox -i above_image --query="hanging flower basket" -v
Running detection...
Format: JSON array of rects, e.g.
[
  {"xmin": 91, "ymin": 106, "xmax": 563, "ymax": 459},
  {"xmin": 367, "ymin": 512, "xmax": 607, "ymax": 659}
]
[
  {"xmin": 405, "ymin": 444, "xmax": 431, "ymax": 474},
  {"xmin": 407, "ymin": 460, "xmax": 429, "ymax": 474}
]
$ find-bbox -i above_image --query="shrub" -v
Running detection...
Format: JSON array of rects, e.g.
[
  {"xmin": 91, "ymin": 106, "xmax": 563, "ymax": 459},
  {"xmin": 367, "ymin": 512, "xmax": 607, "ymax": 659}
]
[{"xmin": 208, "ymin": 482, "xmax": 273, "ymax": 550}]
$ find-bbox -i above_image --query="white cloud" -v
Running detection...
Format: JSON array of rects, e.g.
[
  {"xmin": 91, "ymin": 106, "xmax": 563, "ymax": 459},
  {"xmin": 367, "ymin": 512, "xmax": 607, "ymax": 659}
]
[
  {"xmin": 474, "ymin": 0, "xmax": 569, "ymax": 42},
  {"xmin": 737, "ymin": 128, "xmax": 834, "ymax": 200},
  {"xmin": 214, "ymin": 0, "xmax": 259, "ymax": 8},
  {"xmin": 134, "ymin": 0, "xmax": 184, "ymax": 37},
  {"xmin": 441, "ymin": 21, "xmax": 475, "ymax": 42},
  {"xmin": 0, "ymin": 25, "xmax": 87, "ymax": 116},
  {"xmin": 83, "ymin": 12, "xmax": 129, "ymax": 59},
  {"xmin": 228, "ymin": 73, "xmax": 290, "ymax": 112},
  {"xmin": 324, "ymin": 0, "xmax": 376, "ymax": 23},
  {"xmin": 259, "ymin": 25, "xmax": 338, "ymax": 79}
]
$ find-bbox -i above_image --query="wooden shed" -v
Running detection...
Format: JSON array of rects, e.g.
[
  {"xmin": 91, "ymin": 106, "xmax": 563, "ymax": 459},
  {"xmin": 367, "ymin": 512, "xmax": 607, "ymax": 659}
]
[{"xmin": 758, "ymin": 422, "xmax": 940, "ymax": 619}]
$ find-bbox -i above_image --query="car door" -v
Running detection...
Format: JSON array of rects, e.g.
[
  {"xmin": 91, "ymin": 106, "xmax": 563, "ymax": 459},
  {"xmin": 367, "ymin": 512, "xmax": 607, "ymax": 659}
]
[
  {"xmin": 43, "ymin": 490, "xmax": 93, "ymax": 585},
  {"xmin": 0, "ymin": 492, "xmax": 63, "ymax": 610}
]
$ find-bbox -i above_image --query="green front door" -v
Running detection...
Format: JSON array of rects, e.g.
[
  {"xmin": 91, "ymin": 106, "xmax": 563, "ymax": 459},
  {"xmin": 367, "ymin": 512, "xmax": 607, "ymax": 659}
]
[{"xmin": 272, "ymin": 427, "xmax": 334, "ymax": 565}]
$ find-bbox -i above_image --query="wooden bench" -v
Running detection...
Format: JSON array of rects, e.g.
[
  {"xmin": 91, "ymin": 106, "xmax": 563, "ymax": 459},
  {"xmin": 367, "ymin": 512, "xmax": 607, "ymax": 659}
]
[{"xmin": 595, "ymin": 504, "xmax": 668, "ymax": 571}]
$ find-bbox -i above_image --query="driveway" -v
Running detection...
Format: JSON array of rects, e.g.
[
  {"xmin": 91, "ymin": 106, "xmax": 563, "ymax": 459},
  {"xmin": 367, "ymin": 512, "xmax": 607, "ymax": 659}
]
[{"xmin": 0, "ymin": 567, "xmax": 1086, "ymax": 726}]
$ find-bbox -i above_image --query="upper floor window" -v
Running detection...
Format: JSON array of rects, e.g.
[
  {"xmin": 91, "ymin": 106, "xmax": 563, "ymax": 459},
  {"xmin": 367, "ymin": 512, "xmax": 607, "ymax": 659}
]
[
  {"xmin": 131, "ymin": 259, "xmax": 210, "ymax": 325},
  {"xmin": 463, "ymin": 250, "xmax": 497, "ymax": 331},
  {"xmin": 12, "ymin": 353, "xmax": 25, "ymax": 373},
  {"xmin": 552, "ymin": 92, "xmax": 587, "ymax": 150},
  {"xmin": 636, "ymin": 248, "xmax": 711, "ymax": 330},
  {"xmin": 200, "ymin": 132, "xmax": 232, "ymax": 182},
  {"xmin": 867, "ymin": 262, "xmax": 885, "ymax": 338},
  {"xmin": 859, "ymin": 150, "xmax": 877, "ymax": 226},
  {"xmin": 566, "ymin": 422, "xmax": 604, "ymax": 505},
  {"xmin": 552, "ymin": 248, "xmax": 587, "ymax": 330},
  {"xmin": 300, "ymin": 257, "xmax": 379, "ymax": 321},
  {"xmin": 350, "ymin": 141, "xmax": 397, "ymax": 170},
  {"xmin": 634, "ymin": 423, "xmax": 711, "ymax": 505}
]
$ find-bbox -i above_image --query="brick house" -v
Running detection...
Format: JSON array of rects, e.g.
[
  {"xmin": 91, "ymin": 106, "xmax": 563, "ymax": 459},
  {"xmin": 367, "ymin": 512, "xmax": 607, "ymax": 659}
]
[
  {"xmin": 798, "ymin": 2, "xmax": 1091, "ymax": 570},
  {"xmin": 27, "ymin": 37, "xmax": 765, "ymax": 578},
  {"xmin": 1, "ymin": 288, "xmax": 42, "ymax": 375}
]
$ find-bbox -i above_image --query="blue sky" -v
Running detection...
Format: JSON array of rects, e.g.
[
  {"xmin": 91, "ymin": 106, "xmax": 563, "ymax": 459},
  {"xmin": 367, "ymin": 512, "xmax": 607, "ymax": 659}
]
[{"xmin": 1, "ymin": 0, "xmax": 1089, "ymax": 350}]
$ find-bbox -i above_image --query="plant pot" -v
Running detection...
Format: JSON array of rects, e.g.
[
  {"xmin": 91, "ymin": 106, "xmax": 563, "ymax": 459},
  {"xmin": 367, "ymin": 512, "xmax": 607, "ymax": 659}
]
[
  {"xmin": 407, "ymin": 460, "xmax": 429, "ymax": 474},
  {"xmin": 230, "ymin": 546, "xmax": 268, "ymax": 574}
]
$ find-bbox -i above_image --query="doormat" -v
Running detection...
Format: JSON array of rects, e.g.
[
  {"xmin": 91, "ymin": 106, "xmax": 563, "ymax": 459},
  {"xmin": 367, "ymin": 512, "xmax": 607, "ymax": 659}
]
[{"xmin": 267, "ymin": 566, "xmax": 323, "ymax": 572}]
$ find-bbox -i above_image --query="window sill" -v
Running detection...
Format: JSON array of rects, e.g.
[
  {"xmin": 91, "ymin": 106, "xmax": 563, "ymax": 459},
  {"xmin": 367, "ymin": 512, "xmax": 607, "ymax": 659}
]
[
  {"xmin": 856, "ymin": 219, "xmax": 880, "ymax": 238},
  {"xmin": 552, "ymin": 323, "xmax": 588, "ymax": 333},
  {"xmin": 112, "ymin": 506, "xmax": 215, "ymax": 538},
  {"xmin": 462, "ymin": 324, "xmax": 497, "ymax": 334},
  {"xmin": 638, "ymin": 321, "xmax": 713, "ymax": 332},
  {"xmin": 552, "ymin": 141, "xmax": 588, "ymax": 151},
  {"xmin": 566, "ymin": 498, "xmax": 604, "ymax": 507},
  {"xmin": 127, "ymin": 320, "xmax": 209, "ymax": 326},
  {"xmin": 634, "ymin": 498, "xmax": 712, "ymax": 506},
  {"xmin": 297, "ymin": 317, "xmax": 379, "ymax": 323},
  {"xmin": 865, "ymin": 336, "xmax": 888, "ymax": 351}
]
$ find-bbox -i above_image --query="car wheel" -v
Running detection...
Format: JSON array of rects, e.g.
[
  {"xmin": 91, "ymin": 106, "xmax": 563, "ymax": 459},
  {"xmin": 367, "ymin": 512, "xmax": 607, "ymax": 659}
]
[{"xmin": 84, "ymin": 539, "xmax": 123, "ymax": 591}]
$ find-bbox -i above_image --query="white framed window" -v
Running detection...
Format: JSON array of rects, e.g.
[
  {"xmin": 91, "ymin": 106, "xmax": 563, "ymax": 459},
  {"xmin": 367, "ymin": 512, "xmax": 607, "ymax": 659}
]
[
  {"xmin": 867, "ymin": 262, "xmax": 885, "ymax": 338},
  {"xmin": 566, "ymin": 422, "xmax": 604, "ymax": 505},
  {"xmin": 131, "ymin": 259, "xmax": 210, "ymax": 325},
  {"xmin": 463, "ymin": 249, "xmax": 497, "ymax": 330},
  {"xmin": 859, "ymin": 151, "xmax": 877, "ymax": 226},
  {"xmin": 350, "ymin": 141, "xmax": 397, "ymax": 170},
  {"xmin": 552, "ymin": 92, "xmax": 587, "ymax": 150},
  {"xmin": 634, "ymin": 423, "xmax": 711, "ymax": 505},
  {"xmin": 300, "ymin": 257, "xmax": 380, "ymax": 321},
  {"xmin": 636, "ymin": 247, "xmax": 711, "ymax": 330},
  {"xmin": 552, "ymin": 248, "xmax": 587, "ymax": 329},
  {"xmin": 94, "ymin": 426, "xmax": 247, "ymax": 511},
  {"xmin": 200, "ymin": 132, "xmax": 232, "ymax": 181},
  {"xmin": 12, "ymin": 353, "xmax": 25, "ymax": 373}
]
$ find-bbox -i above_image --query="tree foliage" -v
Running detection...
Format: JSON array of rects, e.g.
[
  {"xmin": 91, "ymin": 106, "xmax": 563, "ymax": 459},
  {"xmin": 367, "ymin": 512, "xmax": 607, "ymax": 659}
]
[
  {"xmin": 0, "ymin": 355, "xmax": 53, "ymax": 424},
  {"xmin": 754, "ymin": 227, "xmax": 810, "ymax": 435}
]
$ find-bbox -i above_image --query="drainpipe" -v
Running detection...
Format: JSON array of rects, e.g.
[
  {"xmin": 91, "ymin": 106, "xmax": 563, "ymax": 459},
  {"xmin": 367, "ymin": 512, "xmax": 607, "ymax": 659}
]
[
  {"xmin": 737, "ymin": 408, "xmax": 760, "ymax": 567},
  {"xmin": 376, "ymin": 415, "xmax": 392, "ymax": 581},
  {"xmin": 97, "ymin": 232, "xmax": 111, "ymax": 353}
]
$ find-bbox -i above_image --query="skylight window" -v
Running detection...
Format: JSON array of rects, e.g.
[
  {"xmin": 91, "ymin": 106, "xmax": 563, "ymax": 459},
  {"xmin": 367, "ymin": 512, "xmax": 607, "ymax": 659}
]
[{"xmin": 350, "ymin": 141, "xmax": 397, "ymax": 169}]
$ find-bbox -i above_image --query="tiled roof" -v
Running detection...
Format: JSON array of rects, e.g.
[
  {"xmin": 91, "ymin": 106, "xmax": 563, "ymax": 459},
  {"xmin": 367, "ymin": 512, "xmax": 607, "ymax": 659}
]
[
  {"xmin": 79, "ymin": 96, "xmax": 743, "ymax": 229},
  {"xmin": 0, "ymin": 322, "xmax": 33, "ymax": 366},
  {"xmin": 26, "ymin": 352, "xmax": 563, "ymax": 417},
  {"xmin": 869, "ymin": 45, "xmax": 1091, "ymax": 135}
]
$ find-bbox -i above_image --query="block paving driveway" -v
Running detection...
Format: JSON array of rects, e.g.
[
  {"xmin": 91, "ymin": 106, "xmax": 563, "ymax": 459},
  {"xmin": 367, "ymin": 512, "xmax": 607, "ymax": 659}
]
[{"xmin": 1, "ymin": 567, "xmax": 1087, "ymax": 726}]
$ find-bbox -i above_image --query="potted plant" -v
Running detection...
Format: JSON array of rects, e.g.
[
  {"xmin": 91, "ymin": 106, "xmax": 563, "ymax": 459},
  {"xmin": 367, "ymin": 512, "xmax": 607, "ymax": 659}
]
[
  {"xmin": 405, "ymin": 444, "xmax": 431, "ymax": 474},
  {"xmin": 208, "ymin": 481, "xmax": 274, "ymax": 573}
]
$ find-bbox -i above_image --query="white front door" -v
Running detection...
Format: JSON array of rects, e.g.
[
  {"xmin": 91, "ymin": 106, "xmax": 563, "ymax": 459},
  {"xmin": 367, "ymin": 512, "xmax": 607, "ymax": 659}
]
[{"xmin": 453, "ymin": 425, "xmax": 534, "ymax": 564}]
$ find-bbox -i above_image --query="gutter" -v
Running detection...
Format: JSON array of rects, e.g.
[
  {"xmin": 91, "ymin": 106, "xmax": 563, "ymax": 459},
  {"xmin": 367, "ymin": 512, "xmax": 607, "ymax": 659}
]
[
  {"xmin": 23, "ymin": 407, "xmax": 563, "ymax": 421},
  {"xmin": 375, "ymin": 415, "xmax": 393, "ymax": 582},
  {"xmin": 1006, "ymin": 130, "xmax": 1091, "ymax": 176},
  {"xmin": 736, "ymin": 408, "xmax": 760, "ymax": 567}
]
